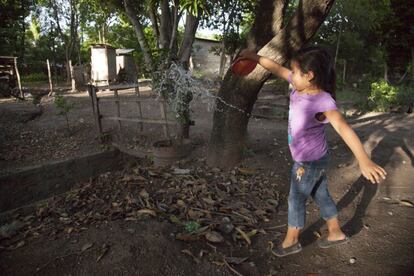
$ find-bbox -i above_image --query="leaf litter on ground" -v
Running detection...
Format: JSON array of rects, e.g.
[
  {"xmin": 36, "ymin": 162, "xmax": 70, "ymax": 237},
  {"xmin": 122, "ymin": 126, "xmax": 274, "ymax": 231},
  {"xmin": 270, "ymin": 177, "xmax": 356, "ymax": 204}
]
[{"xmin": 0, "ymin": 158, "xmax": 284, "ymax": 267}]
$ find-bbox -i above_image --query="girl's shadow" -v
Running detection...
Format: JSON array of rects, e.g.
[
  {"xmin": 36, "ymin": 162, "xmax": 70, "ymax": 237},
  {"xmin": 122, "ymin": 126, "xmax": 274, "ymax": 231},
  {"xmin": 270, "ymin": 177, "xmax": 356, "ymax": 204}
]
[{"xmin": 300, "ymin": 123, "xmax": 413, "ymax": 247}]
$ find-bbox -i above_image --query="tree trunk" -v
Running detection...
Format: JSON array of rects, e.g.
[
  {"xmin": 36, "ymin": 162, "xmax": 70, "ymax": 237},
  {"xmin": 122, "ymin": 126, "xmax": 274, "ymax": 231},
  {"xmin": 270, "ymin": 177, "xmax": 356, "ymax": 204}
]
[
  {"xmin": 247, "ymin": 0, "xmax": 288, "ymax": 50},
  {"xmin": 207, "ymin": 0, "xmax": 336, "ymax": 168},
  {"xmin": 334, "ymin": 22, "xmax": 342, "ymax": 69},
  {"xmin": 178, "ymin": 12, "xmax": 199, "ymax": 68},
  {"xmin": 65, "ymin": 49, "xmax": 71, "ymax": 83},
  {"xmin": 168, "ymin": 0, "xmax": 180, "ymax": 53},
  {"xmin": 124, "ymin": 0, "xmax": 154, "ymax": 71},
  {"xmin": 159, "ymin": 0, "xmax": 173, "ymax": 49},
  {"xmin": 219, "ymin": 48, "xmax": 227, "ymax": 79},
  {"xmin": 412, "ymin": 47, "xmax": 414, "ymax": 81},
  {"xmin": 342, "ymin": 59, "xmax": 346, "ymax": 84},
  {"xmin": 20, "ymin": 11, "xmax": 26, "ymax": 62},
  {"xmin": 102, "ymin": 25, "xmax": 106, "ymax": 44},
  {"xmin": 176, "ymin": 12, "xmax": 199, "ymax": 139}
]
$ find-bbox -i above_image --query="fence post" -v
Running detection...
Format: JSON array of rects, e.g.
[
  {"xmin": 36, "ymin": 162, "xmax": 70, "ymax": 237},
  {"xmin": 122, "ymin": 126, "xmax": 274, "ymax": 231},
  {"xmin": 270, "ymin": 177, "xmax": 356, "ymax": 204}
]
[
  {"xmin": 114, "ymin": 89, "xmax": 121, "ymax": 130},
  {"xmin": 69, "ymin": 59, "xmax": 76, "ymax": 92},
  {"xmin": 89, "ymin": 85, "xmax": 103, "ymax": 135},
  {"xmin": 13, "ymin": 57, "xmax": 23, "ymax": 99},
  {"xmin": 47, "ymin": 59, "xmax": 53, "ymax": 97},
  {"xmin": 134, "ymin": 84, "xmax": 144, "ymax": 131},
  {"xmin": 160, "ymin": 100, "xmax": 169, "ymax": 138}
]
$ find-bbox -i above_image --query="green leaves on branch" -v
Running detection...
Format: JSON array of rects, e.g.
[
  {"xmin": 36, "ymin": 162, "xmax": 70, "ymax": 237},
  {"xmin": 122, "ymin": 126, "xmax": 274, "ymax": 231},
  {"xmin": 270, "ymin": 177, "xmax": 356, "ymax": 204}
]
[
  {"xmin": 54, "ymin": 95, "xmax": 75, "ymax": 133},
  {"xmin": 180, "ymin": 0, "xmax": 208, "ymax": 17},
  {"xmin": 368, "ymin": 80, "xmax": 414, "ymax": 112},
  {"xmin": 54, "ymin": 95, "xmax": 75, "ymax": 115}
]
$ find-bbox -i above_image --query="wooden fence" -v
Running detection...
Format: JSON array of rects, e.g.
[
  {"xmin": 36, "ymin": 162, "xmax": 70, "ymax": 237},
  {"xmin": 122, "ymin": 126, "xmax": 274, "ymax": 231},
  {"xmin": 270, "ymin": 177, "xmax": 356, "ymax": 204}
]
[{"xmin": 88, "ymin": 83, "xmax": 175, "ymax": 139}]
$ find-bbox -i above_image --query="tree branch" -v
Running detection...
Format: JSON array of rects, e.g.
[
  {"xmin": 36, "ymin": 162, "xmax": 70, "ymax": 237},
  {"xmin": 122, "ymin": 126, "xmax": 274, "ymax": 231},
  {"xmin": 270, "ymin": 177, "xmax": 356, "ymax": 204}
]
[
  {"xmin": 123, "ymin": 0, "xmax": 154, "ymax": 70},
  {"xmin": 148, "ymin": 3, "xmax": 160, "ymax": 48},
  {"xmin": 178, "ymin": 12, "xmax": 199, "ymax": 69},
  {"xmin": 247, "ymin": 0, "xmax": 289, "ymax": 50},
  {"xmin": 168, "ymin": 0, "xmax": 180, "ymax": 51}
]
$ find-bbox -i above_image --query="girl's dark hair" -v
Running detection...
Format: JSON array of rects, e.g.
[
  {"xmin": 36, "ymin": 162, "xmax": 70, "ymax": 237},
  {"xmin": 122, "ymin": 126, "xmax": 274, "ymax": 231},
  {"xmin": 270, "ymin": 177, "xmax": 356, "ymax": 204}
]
[{"xmin": 292, "ymin": 46, "xmax": 336, "ymax": 99}]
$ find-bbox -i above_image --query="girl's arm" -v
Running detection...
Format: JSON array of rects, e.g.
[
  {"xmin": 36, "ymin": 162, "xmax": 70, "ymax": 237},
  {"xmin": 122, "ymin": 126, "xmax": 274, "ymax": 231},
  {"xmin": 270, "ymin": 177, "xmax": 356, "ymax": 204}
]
[
  {"xmin": 324, "ymin": 109, "xmax": 387, "ymax": 184},
  {"xmin": 237, "ymin": 50, "xmax": 291, "ymax": 81}
]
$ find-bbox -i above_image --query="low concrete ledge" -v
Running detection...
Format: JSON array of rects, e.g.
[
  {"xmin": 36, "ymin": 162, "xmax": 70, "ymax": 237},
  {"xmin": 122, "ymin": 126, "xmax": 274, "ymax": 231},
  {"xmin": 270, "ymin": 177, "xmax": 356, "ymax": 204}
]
[{"xmin": 0, "ymin": 149, "xmax": 130, "ymax": 213}]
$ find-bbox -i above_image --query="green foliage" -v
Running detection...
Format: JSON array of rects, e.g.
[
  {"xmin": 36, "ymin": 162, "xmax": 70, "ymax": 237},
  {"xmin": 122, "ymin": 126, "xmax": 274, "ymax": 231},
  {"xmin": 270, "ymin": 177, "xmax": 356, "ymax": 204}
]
[
  {"xmin": 153, "ymin": 64, "xmax": 194, "ymax": 124},
  {"xmin": 2, "ymin": 0, "xmax": 412, "ymax": 93},
  {"xmin": 54, "ymin": 95, "xmax": 75, "ymax": 133},
  {"xmin": 396, "ymin": 85, "xmax": 414, "ymax": 107},
  {"xmin": 55, "ymin": 95, "xmax": 74, "ymax": 114},
  {"xmin": 0, "ymin": 0, "xmax": 33, "ymax": 56},
  {"xmin": 368, "ymin": 80, "xmax": 398, "ymax": 111},
  {"xmin": 201, "ymin": 0, "xmax": 254, "ymax": 59},
  {"xmin": 184, "ymin": 221, "xmax": 200, "ymax": 233},
  {"xmin": 29, "ymin": 16, "xmax": 41, "ymax": 42},
  {"xmin": 368, "ymin": 80, "xmax": 413, "ymax": 111},
  {"xmin": 181, "ymin": 0, "xmax": 209, "ymax": 17},
  {"xmin": 98, "ymin": 132, "xmax": 112, "ymax": 144}
]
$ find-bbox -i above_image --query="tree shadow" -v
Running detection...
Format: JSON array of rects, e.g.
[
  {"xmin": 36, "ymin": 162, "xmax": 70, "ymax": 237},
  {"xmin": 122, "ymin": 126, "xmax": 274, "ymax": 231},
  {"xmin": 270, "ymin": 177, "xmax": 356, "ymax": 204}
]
[{"xmin": 299, "ymin": 118, "xmax": 413, "ymax": 247}]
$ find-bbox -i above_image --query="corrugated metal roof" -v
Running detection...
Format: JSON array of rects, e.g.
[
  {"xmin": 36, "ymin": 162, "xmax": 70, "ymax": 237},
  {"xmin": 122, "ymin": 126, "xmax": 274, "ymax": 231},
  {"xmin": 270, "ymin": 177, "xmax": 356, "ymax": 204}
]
[{"xmin": 116, "ymin": 49, "xmax": 135, "ymax": 55}]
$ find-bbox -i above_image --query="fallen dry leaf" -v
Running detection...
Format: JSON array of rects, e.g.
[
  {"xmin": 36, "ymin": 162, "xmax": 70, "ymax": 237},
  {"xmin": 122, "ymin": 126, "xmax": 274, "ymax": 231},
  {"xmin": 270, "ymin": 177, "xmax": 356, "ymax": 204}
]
[
  {"xmin": 137, "ymin": 209, "xmax": 156, "ymax": 217},
  {"xmin": 205, "ymin": 231, "xmax": 224, "ymax": 243},
  {"xmin": 235, "ymin": 227, "xmax": 251, "ymax": 246}
]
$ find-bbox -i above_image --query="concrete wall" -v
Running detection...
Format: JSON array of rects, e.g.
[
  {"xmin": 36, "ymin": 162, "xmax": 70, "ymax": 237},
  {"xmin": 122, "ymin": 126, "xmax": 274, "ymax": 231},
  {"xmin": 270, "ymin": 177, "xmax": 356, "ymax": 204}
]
[
  {"xmin": 0, "ymin": 150, "xmax": 130, "ymax": 213},
  {"xmin": 191, "ymin": 38, "xmax": 230, "ymax": 77}
]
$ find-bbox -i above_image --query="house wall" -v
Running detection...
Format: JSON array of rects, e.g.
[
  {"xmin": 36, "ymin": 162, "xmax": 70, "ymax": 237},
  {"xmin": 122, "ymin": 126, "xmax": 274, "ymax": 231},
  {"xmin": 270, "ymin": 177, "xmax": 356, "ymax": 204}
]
[{"xmin": 191, "ymin": 38, "xmax": 230, "ymax": 77}]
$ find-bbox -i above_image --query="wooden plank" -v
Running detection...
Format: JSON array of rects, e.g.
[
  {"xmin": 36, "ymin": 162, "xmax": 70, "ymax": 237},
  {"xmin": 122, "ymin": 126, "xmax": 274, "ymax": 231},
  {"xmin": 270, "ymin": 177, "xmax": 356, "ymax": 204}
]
[
  {"xmin": 104, "ymin": 116, "xmax": 176, "ymax": 125},
  {"xmin": 95, "ymin": 83, "xmax": 140, "ymax": 91},
  {"xmin": 97, "ymin": 97, "xmax": 163, "ymax": 103}
]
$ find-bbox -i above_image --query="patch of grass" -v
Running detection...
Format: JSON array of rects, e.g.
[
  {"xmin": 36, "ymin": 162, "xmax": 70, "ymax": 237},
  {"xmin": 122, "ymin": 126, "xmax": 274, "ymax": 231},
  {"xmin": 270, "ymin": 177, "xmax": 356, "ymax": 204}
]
[
  {"xmin": 336, "ymin": 88, "xmax": 366, "ymax": 102},
  {"xmin": 21, "ymin": 73, "xmax": 48, "ymax": 83}
]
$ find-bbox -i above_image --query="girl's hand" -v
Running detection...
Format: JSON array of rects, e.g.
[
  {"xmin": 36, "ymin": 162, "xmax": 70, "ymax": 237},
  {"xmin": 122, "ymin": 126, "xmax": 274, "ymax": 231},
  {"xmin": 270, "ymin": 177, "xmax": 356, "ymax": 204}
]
[
  {"xmin": 234, "ymin": 49, "xmax": 291, "ymax": 81},
  {"xmin": 237, "ymin": 49, "xmax": 258, "ymax": 62},
  {"xmin": 359, "ymin": 159, "xmax": 387, "ymax": 184}
]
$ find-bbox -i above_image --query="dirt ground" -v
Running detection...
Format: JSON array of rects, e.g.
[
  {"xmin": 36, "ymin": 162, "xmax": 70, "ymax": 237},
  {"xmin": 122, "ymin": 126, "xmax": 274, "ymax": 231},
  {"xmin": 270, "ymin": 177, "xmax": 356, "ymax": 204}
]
[{"xmin": 0, "ymin": 83, "xmax": 413, "ymax": 275}]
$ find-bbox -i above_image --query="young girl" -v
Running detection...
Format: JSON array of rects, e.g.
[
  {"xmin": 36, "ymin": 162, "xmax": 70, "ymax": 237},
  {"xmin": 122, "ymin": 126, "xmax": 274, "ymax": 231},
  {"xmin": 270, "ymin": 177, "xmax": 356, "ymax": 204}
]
[{"xmin": 237, "ymin": 47, "xmax": 387, "ymax": 257}]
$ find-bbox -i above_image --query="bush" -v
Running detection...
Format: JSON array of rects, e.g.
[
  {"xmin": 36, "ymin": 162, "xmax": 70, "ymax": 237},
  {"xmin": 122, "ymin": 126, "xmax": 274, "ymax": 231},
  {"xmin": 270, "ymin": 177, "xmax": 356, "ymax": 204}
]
[
  {"xmin": 368, "ymin": 80, "xmax": 397, "ymax": 111},
  {"xmin": 368, "ymin": 80, "xmax": 414, "ymax": 112},
  {"xmin": 397, "ymin": 85, "xmax": 414, "ymax": 107}
]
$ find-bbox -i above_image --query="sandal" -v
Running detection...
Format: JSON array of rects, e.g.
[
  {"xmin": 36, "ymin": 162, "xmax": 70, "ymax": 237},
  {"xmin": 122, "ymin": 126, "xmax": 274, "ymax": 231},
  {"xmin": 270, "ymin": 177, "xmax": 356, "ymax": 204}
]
[
  {"xmin": 272, "ymin": 242, "xmax": 302, "ymax": 257},
  {"xmin": 318, "ymin": 236, "xmax": 350, "ymax": 248}
]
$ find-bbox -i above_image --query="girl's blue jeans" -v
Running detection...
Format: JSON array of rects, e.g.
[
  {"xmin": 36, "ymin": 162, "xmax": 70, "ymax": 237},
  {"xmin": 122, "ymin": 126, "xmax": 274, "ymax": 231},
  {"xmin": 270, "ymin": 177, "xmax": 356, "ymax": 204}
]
[{"xmin": 288, "ymin": 153, "xmax": 338, "ymax": 229}]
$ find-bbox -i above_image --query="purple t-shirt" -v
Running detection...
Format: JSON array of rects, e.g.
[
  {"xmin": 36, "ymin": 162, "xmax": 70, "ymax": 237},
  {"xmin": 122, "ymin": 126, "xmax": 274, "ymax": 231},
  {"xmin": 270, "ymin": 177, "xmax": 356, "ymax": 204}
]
[{"xmin": 287, "ymin": 78, "xmax": 337, "ymax": 162}]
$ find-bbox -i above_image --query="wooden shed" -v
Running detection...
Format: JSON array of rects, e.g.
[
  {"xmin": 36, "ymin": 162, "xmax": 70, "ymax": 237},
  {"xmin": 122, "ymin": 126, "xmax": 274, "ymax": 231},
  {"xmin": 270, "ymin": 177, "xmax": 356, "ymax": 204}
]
[
  {"xmin": 115, "ymin": 49, "xmax": 137, "ymax": 83},
  {"xmin": 90, "ymin": 44, "xmax": 117, "ymax": 86}
]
